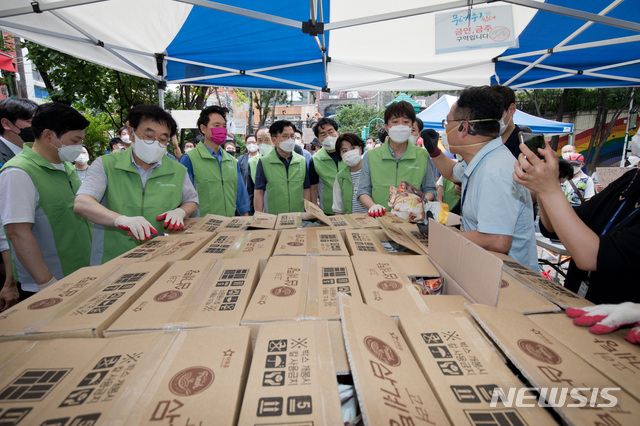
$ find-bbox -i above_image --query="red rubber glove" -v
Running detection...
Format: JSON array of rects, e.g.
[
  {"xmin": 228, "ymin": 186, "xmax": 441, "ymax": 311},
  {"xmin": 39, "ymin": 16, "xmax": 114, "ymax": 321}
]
[
  {"xmin": 368, "ymin": 204, "xmax": 386, "ymax": 217},
  {"xmin": 114, "ymin": 215, "xmax": 157, "ymax": 241},
  {"xmin": 566, "ymin": 302, "xmax": 640, "ymax": 344},
  {"xmin": 156, "ymin": 208, "xmax": 186, "ymax": 231}
]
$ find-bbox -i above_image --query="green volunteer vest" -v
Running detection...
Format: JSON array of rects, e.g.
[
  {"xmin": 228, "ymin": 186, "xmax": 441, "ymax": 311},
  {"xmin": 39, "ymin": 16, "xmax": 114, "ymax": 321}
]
[
  {"xmin": 442, "ymin": 177, "xmax": 461, "ymax": 207},
  {"xmin": 1, "ymin": 144, "xmax": 91, "ymax": 276},
  {"xmin": 186, "ymin": 142, "xmax": 237, "ymax": 216},
  {"xmin": 248, "ymin": 154, "xmax": 262, "ymax": 183},
  {"xmin": 99, "ymin": 149, "xmax": 186, "ymax": 263},
  {"xmin": 368, "ymin": 142, "xmax": 428, "ymax": 208},
  {"xmin": 312, "ymin": 148, "xmax": 347, "ymax": 214},
  {"xmin": 260, "ymin": 149, "xmax": 306, "ymax": 215},
  {"xmin": 336, "ymin": 166, "xmax": 354, "ymax": 215}
]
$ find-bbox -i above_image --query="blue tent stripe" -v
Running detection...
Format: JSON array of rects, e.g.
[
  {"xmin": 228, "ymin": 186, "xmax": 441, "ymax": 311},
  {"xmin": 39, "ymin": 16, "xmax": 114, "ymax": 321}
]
[
  {"xmin": 493, "ymin": 0, "xmax": 640, "ymax": 88},
  {"xmin": 165, "ymin": 0, "xmax": 329, "ymax": 89}
]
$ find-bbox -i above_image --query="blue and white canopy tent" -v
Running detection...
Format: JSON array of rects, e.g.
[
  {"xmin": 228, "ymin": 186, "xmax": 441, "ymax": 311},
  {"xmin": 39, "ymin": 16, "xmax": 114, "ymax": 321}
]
[
  {"xmin": 417, "ymin": 94, "xmax": 574, "ymax": 134},
  {"xmin": 0, "ymin": 0, "xmax": 638, "ymax": 99}
]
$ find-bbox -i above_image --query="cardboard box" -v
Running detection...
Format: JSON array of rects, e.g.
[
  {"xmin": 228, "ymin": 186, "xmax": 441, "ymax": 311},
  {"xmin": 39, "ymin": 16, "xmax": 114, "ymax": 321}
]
[
  {"xmin": 325, "ymin": 213, "xmax": 382, "ymax": 229},
  {"xmin": 108, "ymin": 232, "xmax": 214, "ymax": 264},
  {"xmin": 304, "ymin": 198, "xmax": 333, "ymax": 227},
  {"xmin": 468, "ymin": 304, "xmax": 640, "ymax": 425},
  {"xmin": 104, "ymin": 258, "xmax": 261, "ymax": 336},
  {"xmin": 0, "ymin": 262, "xmax": 168, "ymax": 340},
  {"xmin": 344, "ymin": 229, "xmax": 421, "ymax": 256},
  {"xmin": 350, "ymin": 254, "xmax": 429, "ymax": 317},
  {"xmin": 530, "ymin": 313, "xmax": 640, "ymax": 402},
  {"xmin": 126, "ymin": 327, "xmax": 252, "ymax": 425},
  {"xmin": 339, "ymin": 294, "xmax": 450, "ymax": 425},
  {"xmin": 400, "ymin": 225, "xmax": 430, "ymax": 254},
  {"xmin": 274, "ymin": 212, "xmax": 304, "ymax": 229},
  {"xmin": 377, "ymin": 215, "xmax": 427, "ymax": 254},
  {"xmin": 399, "ymin": 311, "xmax": 555, "ymax": 425},
  {"xmin": 272, "ymin": 229, "xmax": 349, "ymax": 256},
  {"xmin": 497, "ymin": 272, "xmax": 561, "ymax": 314},
  {"xmin": 249, "ymin": 211, "xmax": 277, "ymax": 229},
  {"xmin": 183, "ymin": 213, "xmax": 229, "ymax": 233},
  {"xmin": 0, "ymin": 328, "xmax": 251, "ymax": 425},
  {"xmin": 237, "ymin": 320, "xmax": 343, "ymax": 425},
  {"xmin": 428, "ymin": 220, "xmax": 502, "ymax": 306},
  {"xmin": 190, "ymin": 229, "xmax": 278, "ymax": 262},
  {"xmin": 493, "ymin": 251, "xmax": 593, "ymax": 309},
  {"xmin": 242, "ymin": 256, "xmax": 362, "ymax": 323}
]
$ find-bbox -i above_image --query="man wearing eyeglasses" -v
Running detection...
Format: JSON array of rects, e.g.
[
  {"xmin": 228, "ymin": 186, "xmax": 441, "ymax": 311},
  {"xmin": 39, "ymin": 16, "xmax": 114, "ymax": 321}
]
[
  {"xmin": 253, "ymin": 120, "xmax": 311, "ymax": 215},
  {"xmin": 422, "ymin": 86, "xmax": 538, "ymax": 271},
  {"xmin": 74, "ymin": 105, "xmax": 198, "ymax": 264}
]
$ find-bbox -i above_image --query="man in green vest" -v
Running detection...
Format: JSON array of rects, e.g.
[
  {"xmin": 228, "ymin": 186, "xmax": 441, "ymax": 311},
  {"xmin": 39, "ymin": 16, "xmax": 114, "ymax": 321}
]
[
  {"xmin": 357, "ymin": 100, "xmax": 436, "ymax": 216},
  {"xmin": 74, "ymin": 105, "xmax": 198, "ymax": 264},
  {"xmin": 310, "ymin": 117, "xmax": 347, "ymax": 214},
  {"xmin": 0, "ymin": 103, "xmax": 92, "ymax": 301},
  {"xmin": 179, "ymin": 105, "xmax": 249, "ymax": 217},
  {"xmin": 254, "ymin": 120, "xmax": 311, "ymax": 215}
]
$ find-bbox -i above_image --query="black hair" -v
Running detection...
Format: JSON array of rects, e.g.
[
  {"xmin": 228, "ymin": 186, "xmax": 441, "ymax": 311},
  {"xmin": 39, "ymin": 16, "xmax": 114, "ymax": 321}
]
[
  {"xmin": 197, "ymin": 105, "xmax": 228, "ymax": 132},
  {"xmin": 455, "ymin": 86, "xmax": 502, "ymax": 136},
  {"xmin": 365, "ymin": 137, "xmax": 374, "ymax": 143},
  {"xmin": 384, "ymin": 100, "xmax": 416, "ymax": 125},
  {"xmin": 127, "ymin": 104, "xmax": 178, "ymax": 137},
  {"xmin": 116, "ymin": 126, "xmax": 127, "ymax": 137},
  {"xmin": 313, "ymin": 117, "xmax": 338, "ymax": 137},
  {"xmin": 269, "ymin": 120, "xmax": 295, "ymax": 137},
  {"xmin": 415, "ymin": 118, "xmax": 424, "ymax": 132},
  {"xmin": 181, "ymin": 140, "xmax": 197, "ymax": 151},
  {"xmin": 488, "ymin": 85, "xmax": 516, "ymax": 112},
  {"xmin": 377, "ymin": 127, "xmax": 388, "ymax": 143},
  {"xmin": 245, "ymin": 133, "xmax": 256, "ymax": 142},
  {"xmin": 109, "ymin": 137, "xmax": 123, "ymax": 150},
  {"xmin": 0, "ymin": 98, "xmax": 38, "ymax": 135},
  {"xmin": 336, "ymin": 132, "xmax": 365, "ymax": 161},
  {"xmin": 31, "ymin": 103, "xmax": 90, "ymax": 139},
  {"xmin": 558, "ymin": 158, "xmax": 574, "ymax": 181}
]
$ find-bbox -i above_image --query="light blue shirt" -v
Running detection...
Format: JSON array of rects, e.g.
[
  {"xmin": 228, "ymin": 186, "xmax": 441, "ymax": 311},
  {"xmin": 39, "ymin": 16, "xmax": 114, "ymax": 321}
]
[
  {"xmin": 356, "ymin": 143, "xmax": 437, "ymax": 200},
  {"xmin": 455, "ymin": 137, "xmax": 539, "ymax": 272},
  {"xmin": 179, "ymin": 145, "xmax": 250, "ymax": 215}
]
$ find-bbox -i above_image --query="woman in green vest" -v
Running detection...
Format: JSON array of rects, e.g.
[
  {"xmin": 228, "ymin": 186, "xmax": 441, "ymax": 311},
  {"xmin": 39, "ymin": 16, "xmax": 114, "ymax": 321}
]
[{"xmin": 332, "ymin": 133, "xmax": 367, "ymax": 214}]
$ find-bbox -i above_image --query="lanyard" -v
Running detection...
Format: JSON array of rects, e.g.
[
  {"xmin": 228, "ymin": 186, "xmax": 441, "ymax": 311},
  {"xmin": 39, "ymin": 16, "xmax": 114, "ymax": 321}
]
[{"xmin": 601, "ymin": 198, "xmax": 640, "ymax": 235}]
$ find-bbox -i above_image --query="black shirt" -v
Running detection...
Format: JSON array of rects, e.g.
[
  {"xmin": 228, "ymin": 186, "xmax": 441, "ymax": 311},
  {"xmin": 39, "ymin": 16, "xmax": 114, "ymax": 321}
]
[
  {"xmin": 504, "ymin": 124, "xmax": 522, "ymax": 159},
  {"xmin": 541, "ymin": 168, "xmax": 640, "ymax": 304}
]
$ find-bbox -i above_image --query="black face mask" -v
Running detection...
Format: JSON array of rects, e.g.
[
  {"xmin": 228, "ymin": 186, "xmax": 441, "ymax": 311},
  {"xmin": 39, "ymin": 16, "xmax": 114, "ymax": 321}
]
[
  {"xmin": 18, "ymin": 126, "xmax": 35, "ymax": 142},
  {"xmin": 226, "ymin": 150, "xmax": 236, "ymax": 156}
]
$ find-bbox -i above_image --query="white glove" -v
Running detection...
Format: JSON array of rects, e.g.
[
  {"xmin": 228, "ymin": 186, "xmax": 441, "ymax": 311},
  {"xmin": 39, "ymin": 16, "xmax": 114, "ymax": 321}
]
[
  {"xmin": 39, "ymin": 276, "xmax": 57, "ymax": 290},
  {"xmin": 368, "ymin": 204, "xmax": 387, "ymax": 218},
  {"xmin": 114, "ymin": 215, "xmax": 157, "ymax": 241},
  {"xmin": 566, "ymin": 302, "xmax": 640, "ymax": 345},
  {"xmin": 156, "ymin": 208, "xmax": 186, "ymax": 231}
]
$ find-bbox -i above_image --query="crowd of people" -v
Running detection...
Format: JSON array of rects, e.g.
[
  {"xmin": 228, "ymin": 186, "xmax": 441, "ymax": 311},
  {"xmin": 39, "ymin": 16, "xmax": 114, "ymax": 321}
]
[{"xmin": 0, "ymin": 85, "xmax": 638, "ymax": 317}]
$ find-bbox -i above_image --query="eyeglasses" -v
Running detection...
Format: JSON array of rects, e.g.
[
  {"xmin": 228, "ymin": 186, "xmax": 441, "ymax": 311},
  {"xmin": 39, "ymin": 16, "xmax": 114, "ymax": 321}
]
[
  {"xmin": 134, "ymin": 131, "xmax": 169, "ymax": 146},
  {"xmin": 442, "ymin": 118, "xmax": 497, "ymax": 128}
]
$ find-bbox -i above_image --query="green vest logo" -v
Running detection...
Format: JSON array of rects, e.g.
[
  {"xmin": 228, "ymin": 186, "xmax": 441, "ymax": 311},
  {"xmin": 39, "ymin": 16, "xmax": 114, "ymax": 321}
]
[{"xmin": 156, "ymin": 182, "xmax": 177, "ymax": 188}]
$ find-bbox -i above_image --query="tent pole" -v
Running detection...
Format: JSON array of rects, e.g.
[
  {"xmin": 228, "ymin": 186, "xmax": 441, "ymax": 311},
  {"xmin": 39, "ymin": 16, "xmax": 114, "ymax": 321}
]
[
  {"xmin": 158, "ymin": 86, "xmax": 165, "ymax": 110},
  {"xmin": 620, "ymin": 88, "xmax": 635, "ymax": 167}
]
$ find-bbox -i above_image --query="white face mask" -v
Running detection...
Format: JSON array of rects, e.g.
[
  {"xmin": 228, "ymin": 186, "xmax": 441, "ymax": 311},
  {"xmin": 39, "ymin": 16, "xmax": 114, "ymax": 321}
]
[
  {"xmin": 278, "ymin": 138, "xmax": 295, "ymax": 153},
  {"xmin": 75, "ymin": 153, "xmax": 89, "ymax": 165},
  {"xmin": 259, "ymin": 143, "xmax": 273, "ymax": 157},
  {"xmin": 572, "ymin": 165, "xmax": 582, "ymax": 174},
  {"xmin": 184, "ymin": 147, "xmax": 194, "ymax": 152},
  {"xmin": 134, "ymin": 135, "xmax": 166, "ymax": 164},
  {"xmin": 408, "ymin": 134, "xmax": 419, "ymax": 145},
  {"xmin": 295, "ymin": 139, "xmax": 304, "ymax": 148},
  {"xmin": 322, "ymin": 135, "xmax": 338, "ymax": 150},
  {"xmin": 341, "ymin": 149, "xmax": 361, "ymax": 167},
  {"xmin": 562, "ymin": 152, "xmax": 572, "ymax": 160},
  {"xmin": 498, "ymin": 113, "xmax": 511, "ymax": 136},
  {"xmin": 57, "ymin": 144, "xmax": 84, "ymax": 163},
  {"xmin": 120, "ymin": 134, "xmax": 130, "ymax": 144},
  {"xmin": 246, "ymin": 143, "xmax": 259, "ymax": 153},
  {"xmin": 388, "ymin": 125, "xmax": 411, "ymax": 143}
]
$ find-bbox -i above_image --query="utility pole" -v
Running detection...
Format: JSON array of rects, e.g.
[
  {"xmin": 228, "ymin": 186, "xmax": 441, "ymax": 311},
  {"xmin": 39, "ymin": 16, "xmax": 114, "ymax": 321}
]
[{"xmin": 15, "ymin": 37, "xmax": 28, "ymax": 98}]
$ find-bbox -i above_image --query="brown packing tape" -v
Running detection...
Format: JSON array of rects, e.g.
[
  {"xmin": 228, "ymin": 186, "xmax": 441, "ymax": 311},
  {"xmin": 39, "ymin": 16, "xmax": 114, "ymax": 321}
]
[
  {"xmin": 304, "ymin": 257, "xmax": 319, "ymax": 319},
  {"xmin": 222, "ymin": 232, "xmax": 251, "ymax": 259},
  {"xmin": 307, "ymin": 228, "xmax": 320, "ymax": 254}
]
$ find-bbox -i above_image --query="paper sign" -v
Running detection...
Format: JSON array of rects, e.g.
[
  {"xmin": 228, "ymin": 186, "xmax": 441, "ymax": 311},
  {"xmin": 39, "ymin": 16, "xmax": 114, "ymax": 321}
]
[{"xmin": 435, "ymin": 5, "xmax": 517, "ymax": 54}]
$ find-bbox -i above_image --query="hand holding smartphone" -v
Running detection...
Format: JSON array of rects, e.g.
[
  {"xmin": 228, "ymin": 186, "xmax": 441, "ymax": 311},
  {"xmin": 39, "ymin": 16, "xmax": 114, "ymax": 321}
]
[{"xmin": 519, "ymin": 132, "xmax": 546, "ymax": 159}]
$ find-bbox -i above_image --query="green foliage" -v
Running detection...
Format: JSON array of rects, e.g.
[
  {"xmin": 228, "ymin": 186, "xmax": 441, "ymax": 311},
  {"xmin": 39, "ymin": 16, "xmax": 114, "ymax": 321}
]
[
  {"xmin": 516, "ymin": 88, "xmax": 640, "ymax": 117},
  {"xmin": 80, "ymin": 110, "xmax": 111, "ymax": 159},
  {"xmin": 23, "ymin": 41, "xmax": 158, "ymax": 129},
  {"xmin": 335, "ymin": 103, "xmax": 385, "ymax": 138}
]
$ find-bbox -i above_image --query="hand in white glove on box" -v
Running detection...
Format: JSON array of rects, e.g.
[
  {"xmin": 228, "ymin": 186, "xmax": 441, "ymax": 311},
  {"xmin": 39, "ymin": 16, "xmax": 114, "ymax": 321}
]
[
  {"xmin": 566, "ymin": 302, "xmax": 640, "ymax": 344},
  {"xmin": 114, "ymin": 215, "xmax": 157, "ymax": 241},
  {"xmin": 156, "ymin": 208, "xmax": 186, "ymax": 231},
  {"xmin": 368, "ymin": 204, "xmax": 386, "ymax": 218}
]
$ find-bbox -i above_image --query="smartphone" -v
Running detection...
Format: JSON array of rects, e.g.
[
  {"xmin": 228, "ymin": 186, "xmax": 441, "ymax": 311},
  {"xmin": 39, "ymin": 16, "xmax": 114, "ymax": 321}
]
[{"xmin": 519, "ymin": 133, "xmax": 545, "ymax": 159}]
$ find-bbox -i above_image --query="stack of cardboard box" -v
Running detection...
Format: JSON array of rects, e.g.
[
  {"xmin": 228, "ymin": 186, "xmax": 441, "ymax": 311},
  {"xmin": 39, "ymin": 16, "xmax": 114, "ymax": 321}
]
[{"xmin": 1, "ymin": 212, "xmax": 638, "ymax": 425}]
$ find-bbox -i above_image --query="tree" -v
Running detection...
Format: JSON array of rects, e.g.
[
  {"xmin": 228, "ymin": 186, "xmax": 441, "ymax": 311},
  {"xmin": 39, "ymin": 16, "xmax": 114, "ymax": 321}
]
[
  {"xmin": 251, "ymin": 90, "xmax": 292, "ymax": 127},
  {"xmin": 335, "ymin": 103, "xmax": 384, "ymax": 138},
  {"xmin": 23, "ymin": 41, "xmax": 158, "ymax": 130}
]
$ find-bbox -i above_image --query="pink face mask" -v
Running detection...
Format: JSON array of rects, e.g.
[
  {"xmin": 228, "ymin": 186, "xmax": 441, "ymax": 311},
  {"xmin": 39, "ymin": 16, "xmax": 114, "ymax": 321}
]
[{"xmin": 210, "ymin": 127, "xmax": 227, "ymax": 145}]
